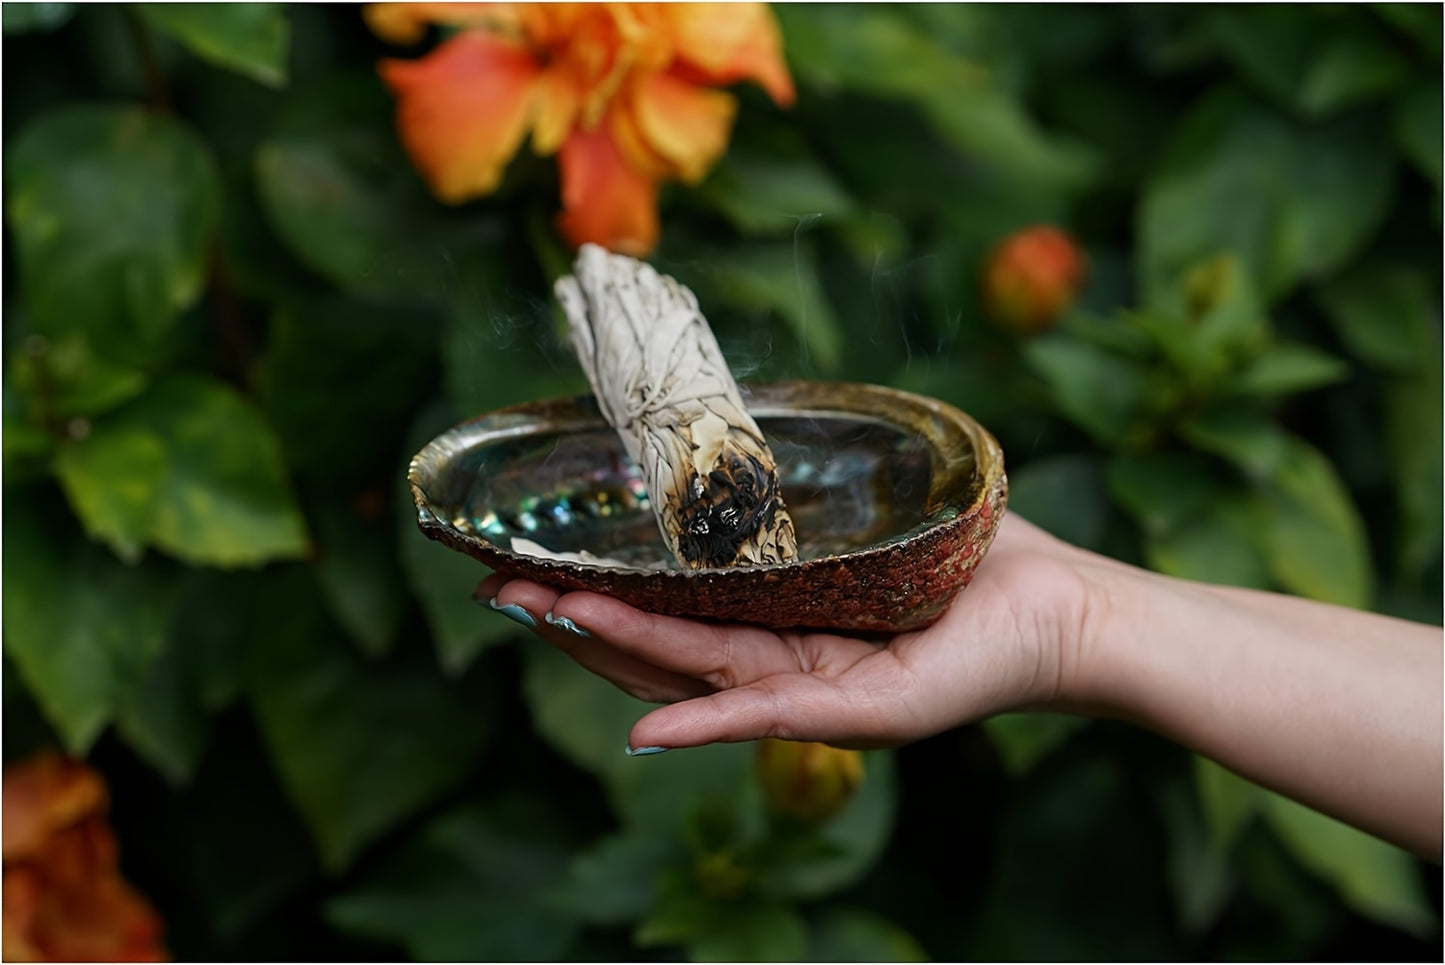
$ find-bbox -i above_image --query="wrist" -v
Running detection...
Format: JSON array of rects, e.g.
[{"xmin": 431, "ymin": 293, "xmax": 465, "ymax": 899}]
[{"xmin": 1049, "ymin": 553, "xmax": 1170, "ymax": 718}]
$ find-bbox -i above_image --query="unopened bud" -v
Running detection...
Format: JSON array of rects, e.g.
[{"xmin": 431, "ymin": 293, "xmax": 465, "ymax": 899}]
[
  {"xmin": 755, "ymin": 739, "xmax": 863, "ymax": 825},
  {"xmin": 981, "ymin": 225, "xmax": 1086, "ymax": 334}
]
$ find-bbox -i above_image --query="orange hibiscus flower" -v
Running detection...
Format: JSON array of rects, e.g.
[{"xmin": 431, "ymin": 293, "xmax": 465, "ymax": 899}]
[
  {"xmin": 365, "ymin": 2, "xmax": 795, "ymax": 256},
  {"xmin": 2, "ymin": 753, "xmax": 166, "ymax": 962}
]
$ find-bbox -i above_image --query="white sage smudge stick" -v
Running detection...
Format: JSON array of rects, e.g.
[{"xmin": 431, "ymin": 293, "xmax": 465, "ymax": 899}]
[{"xmin": 556, "ymin": 244, "xmax": 798, "ymax": 569}]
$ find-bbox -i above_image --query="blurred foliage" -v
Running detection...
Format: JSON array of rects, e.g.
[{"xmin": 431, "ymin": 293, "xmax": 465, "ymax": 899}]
[{"xmin": 3, "ymin": 3, "xmax": 1441, "ymax": 960}]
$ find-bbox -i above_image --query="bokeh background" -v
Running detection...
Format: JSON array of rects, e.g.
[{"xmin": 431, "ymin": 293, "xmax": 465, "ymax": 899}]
[{"xmin": 3, "ymin": 3, "xmax": 1441, "ymax": 960}]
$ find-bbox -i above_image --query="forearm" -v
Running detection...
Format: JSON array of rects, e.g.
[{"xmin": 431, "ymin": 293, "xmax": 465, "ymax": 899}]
[{"xmin": 1073, "ymin": 561, "xmax": 1443, "ymax": 858}]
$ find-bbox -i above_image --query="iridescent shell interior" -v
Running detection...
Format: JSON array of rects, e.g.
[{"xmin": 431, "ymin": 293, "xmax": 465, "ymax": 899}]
[{"xmin": 409, "ymin": 381, "xmax": 1008, "ymax": 631}]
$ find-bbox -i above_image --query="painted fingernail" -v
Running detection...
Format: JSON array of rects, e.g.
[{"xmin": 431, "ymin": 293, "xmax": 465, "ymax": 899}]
[
  {"xmin": 545, "ymin": 612, "xmax": 592, "ymax": 637},
  {"xmin": 625, "ymin": 745, "xmax": 669, "ymax": 757},
  {"xmin": 486, "ymin": 597, "xmax": 536, "ymax": 629}
]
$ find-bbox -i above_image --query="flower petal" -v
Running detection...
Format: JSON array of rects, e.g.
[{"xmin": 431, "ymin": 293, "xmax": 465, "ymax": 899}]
[
  {"xmin": 378, "ymin": 31, "xmax": 542, "ymax": 203},
  {"xmin": 2, "ymin": 752, "xmax": 107, "ymax": 863},
  {"xmin": 364, "ymin": 2, "xmax": 519, "ymax": 45},
  {"xmin": 623, "ymin": 72, "xmax": 736, "ymax": 185},
  {"xmin": 557, "ymin": 127, "xmax": 659, "ymax": 257},
  {"xmin": 530, "ymin": 68, "xmax": 581, "ymax": 157},
  {"xmin": 661, "ymin": 2, "xmax": 796, "ymax": 107}
]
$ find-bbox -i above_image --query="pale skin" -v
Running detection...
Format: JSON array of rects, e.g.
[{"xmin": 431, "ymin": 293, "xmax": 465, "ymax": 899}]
[{"xmin": 478, "ymin": 514, "xmax": 1443, "ymax": 859}]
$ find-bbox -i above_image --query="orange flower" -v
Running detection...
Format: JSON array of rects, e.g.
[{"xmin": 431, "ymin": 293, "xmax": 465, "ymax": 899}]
[
  {"xmin": 2, "ymin": 753, "xmax": 166, "ymax": 962},
  {"xmin": 981, "ymin": 225, "xmax": 1088, "ymax": 334},
  {"xmin": 366, "ymin": 2, "xmax": 795, "ymax": 256}
]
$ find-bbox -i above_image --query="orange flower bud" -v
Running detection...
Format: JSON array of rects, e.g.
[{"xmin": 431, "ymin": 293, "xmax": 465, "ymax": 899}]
[
  {"xmin": 755, "ymin": 739, "xmax": 864, "ymax": 826},
  {"xmin": 981, "ymin": 225, "xmax": 1087, "ymax": 334}
]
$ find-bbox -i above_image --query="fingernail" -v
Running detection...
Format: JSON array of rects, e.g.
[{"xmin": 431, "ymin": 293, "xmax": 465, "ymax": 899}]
[
  {"xmin": 486, "ymin": 597, "xmax": 536, "ymax": 629},
  {"xmin": 545, "ymin": 612, "xmax": 592, "ymax": 637},
  {"xmin": 625, "ymin": 745, "xmax": 669, "ymax": 757}
]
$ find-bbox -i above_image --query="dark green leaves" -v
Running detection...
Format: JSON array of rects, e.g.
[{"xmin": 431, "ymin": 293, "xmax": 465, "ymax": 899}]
[
  {"xmin": 55, "ymin": 376, "xmax": 309, "ymax": 567},
  {"xmin": 247, "ymin": 570, "xmax": 490, "ymax": 871},
  {"xmin": 1139, "ymin": 91, "xmax": 1394, "ymax": 302},
  {"xmin": 138, "ymin": 4, "xmax": 290, "ymax": 88},
  {"xmin": 327, "ymin": 796, "xmax": 581, "ymax": 960},
  {"xmin": 6, "ymin": 105, "xmax": 220, "ymax": 364},
  {"xmin": 776, "ymin": 5, "xmax": 1099, "ymax": 193},
  {"xmin": 1194, "ymin": 758, "xmax": 1435, "ymax": 936},
  {"xmin": 1209, "ymin": 7, "xmax": 1406, "ymax": 119},
  {"xmin": 2, "ymin": 500, "xmax": 175, "ymax": 753}
]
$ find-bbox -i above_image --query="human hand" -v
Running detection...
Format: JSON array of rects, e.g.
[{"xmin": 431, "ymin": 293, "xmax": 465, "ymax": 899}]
[{"xmin": 477, "ymin": 514, "xmax": 1102, "ymax": 751}]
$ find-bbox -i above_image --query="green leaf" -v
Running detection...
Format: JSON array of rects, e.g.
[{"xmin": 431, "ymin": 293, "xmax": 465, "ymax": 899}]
[
  {"xmin": 1256, "ymin": 437, "xmax": 1374, "ymax": 608},
  {"xmin": 1210, "ymin": 8, "xmax": 1406, "ymax": 119},
  {"xmin": 521, "ymin": 643, "xmax": 753, "ymax": 830},
  {"xmin": 164, "ymin": 569, "xmax": 258, "ymax": 714},
  {"xmin": 1395, "ymin": 82, "xmax": 1444, "ymax": 188},
  {"xmin": 2, "ymin": 499, "xmax": 176, "ymax": 753},
  {"xmin": 1005, "ymin": 454, "xmax": 1108, "ymax": 550},
  {"xmin": 1219, "ymin": 342, "xmax": 1348, "ymax": 398},
  {"xmin": 54, "ymin": 423, "xmax": 167, "ymax": 563},
  {"xmin": 253, "ymin": 75, "xmax": 505, "ymax": 299},
  {"xmin": 1193, "ymin": 756, "xmax": 1261, "ymax": 851},
  {"xmin": 1107, "ymin": 450, "xmax": 1224, "ymax": 538},
  {"xmin": 1144, "ymin": 492, "xmax": 1272, "ymax": 590},
  {"xmin": 1316, "ymin": 265, "xmax": 1440, "ymax": 374},
  {"xmin": 326, "ymin": 795, "xmax": 580, "ymax": 960},
  {"xmin": 312, "ymin": 497, "xmax": 406, "ymax": 658},
  {"xmin": 253, "ymin": 294, "xmax": 441, "ymax": 482},
  {"xmin": 5, "ymin": 105, "xmax": 220, "ymax": 364},
  {"xmin": 982, "ymin": 714, "xmax": 1088, "ymax": 777},
  {"xmin": 2, "ymin": 2, "xmax": 72, "ymax": 34},
  {"xmin": 1384, "ymin": 369, "xmax": 1444, "ymax": 582},
  {"xmin": 398, "ymin": 404, "xmax": 521, "ymax": 674},
  {"xmin": 1261, "ymin": 793, "xmax": 1435, "ymax": 937},
  {"xmin": 112, "ymin": 568, "xmax": 261, "ymax": 781},
  {"xmin": 809, "ymin": 908, "xmax": 929, "ymax": 963},
  {"xmin": 1374, "ymin": 3, "xmax": 1443, "ymax": 59},
  {"xmin": 1024, "ymin": 335, "xmax": 1147, "ymax": 445},
  {"xmin": 246, "ymin": 568, "xmax": 490, "ymax": 871},
  {"xmin": 555, "ymin": 828, "xmax": 679, "ymax": 926},
  {"xmin": 1159, "ymin": 774, "xmax": 1235, "ymax": 935},
  {"xmin": 775, "ymin": 5, "xmax": 1098, "ymax": 192},
  {"xmin": 113, "ymin": 622, "xmax": 209, "ymax": 785},
  {"xmin": 1178, "ymin": 407, "xmax": 1291, "ymax": 482},
  {"xmin": 688, "ymin": 902, "xmax": 809, "ymax": 963},
  {"xmin": 9, "ymin": 334, "xmax": 149, "ymax": 420},
  {"xmin": 138, "ymin": 3, "xmax": 289, "ymax": 88},
  {"xmin": 1138, "ymin": 89, "xmax": 1394, "ymax": 302},
  {"xmin": 57, "ymin": 376, "xmax": 309, "ymax": 567}
]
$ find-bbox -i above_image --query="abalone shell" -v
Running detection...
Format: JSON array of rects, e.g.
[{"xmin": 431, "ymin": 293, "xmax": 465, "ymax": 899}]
[{"xmin": 408, "ymin": 381, "xmax": 1007, "ymax": 632}]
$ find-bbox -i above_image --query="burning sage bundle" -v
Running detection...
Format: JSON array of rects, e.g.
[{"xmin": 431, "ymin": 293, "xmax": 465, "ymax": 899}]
[{"xmin": 556, "ymin": 244, "xmax": 799, "ymax": 569}]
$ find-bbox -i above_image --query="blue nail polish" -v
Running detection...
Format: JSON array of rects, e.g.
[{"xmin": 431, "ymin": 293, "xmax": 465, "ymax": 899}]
[
  {"xmin": 545, "ymin": 612, "xmax": 592, "ymax": 637},
  {"xmin": 625, "ymin": 745, "xmax": 668, "ymax": 757},
  {"xmin": 487, "ymin": 597, "xmax": 536, "ymax": 629}
]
